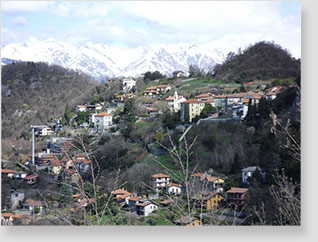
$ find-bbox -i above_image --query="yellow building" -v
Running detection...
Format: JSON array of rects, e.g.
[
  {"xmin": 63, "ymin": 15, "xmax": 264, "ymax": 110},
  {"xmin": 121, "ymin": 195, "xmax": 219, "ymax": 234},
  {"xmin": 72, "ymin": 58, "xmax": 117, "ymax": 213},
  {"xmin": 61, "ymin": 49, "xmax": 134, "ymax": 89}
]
[
  {"xmin": 192, "ymin": 192, "xmax": 224, "ymax": 210},
  {"xmin": 174, "ymin": 216, "xmax": 202, "ymax": 226},
  {"xmin": 180, "ymin": 99, "xmax": 205, "ymax": 122}
]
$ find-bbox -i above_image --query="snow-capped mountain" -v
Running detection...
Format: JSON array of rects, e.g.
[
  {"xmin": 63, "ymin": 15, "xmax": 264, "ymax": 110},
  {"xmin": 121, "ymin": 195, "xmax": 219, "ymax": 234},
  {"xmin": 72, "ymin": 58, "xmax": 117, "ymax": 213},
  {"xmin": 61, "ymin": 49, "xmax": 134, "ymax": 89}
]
[{"xmin": 1, "ymin": 39, "xmax": 226, "ymax": 79}]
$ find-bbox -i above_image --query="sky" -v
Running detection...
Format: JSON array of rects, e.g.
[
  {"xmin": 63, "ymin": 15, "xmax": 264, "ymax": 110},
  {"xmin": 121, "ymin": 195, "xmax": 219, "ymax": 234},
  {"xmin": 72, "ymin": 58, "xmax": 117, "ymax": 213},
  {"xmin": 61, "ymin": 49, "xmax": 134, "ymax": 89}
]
[{"xmin": 1, "ymin": 1, "xmax": 301, "ymax": 57}]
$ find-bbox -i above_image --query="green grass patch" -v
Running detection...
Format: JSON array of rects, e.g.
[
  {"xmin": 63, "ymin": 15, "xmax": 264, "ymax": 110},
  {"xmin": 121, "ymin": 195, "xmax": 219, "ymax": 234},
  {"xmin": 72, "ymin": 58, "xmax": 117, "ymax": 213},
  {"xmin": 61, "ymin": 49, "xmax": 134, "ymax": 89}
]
[
  {"xmin": 184, "ymin": 78, "xmax": 225, "ymax": 85},
  {"xmin": 136, "ymin": 120, "xmax": 152, "ymax": 128}
]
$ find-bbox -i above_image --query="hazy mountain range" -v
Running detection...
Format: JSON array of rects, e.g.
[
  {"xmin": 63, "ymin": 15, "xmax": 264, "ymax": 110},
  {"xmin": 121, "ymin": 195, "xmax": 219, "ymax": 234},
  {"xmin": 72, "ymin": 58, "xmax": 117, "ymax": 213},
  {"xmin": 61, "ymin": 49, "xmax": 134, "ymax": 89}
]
[{"xmin": 1, "ymin": 38, "xmax": 226, "ymax": 79}]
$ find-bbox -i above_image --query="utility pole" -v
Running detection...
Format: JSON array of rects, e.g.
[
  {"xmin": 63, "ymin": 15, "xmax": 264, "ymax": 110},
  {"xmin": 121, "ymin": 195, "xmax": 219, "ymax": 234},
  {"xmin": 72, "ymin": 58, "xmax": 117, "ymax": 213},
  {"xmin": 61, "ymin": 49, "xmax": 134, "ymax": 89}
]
[{"xmin": 31, "ymin": 126, "xmax": 35, "ymax": 165}]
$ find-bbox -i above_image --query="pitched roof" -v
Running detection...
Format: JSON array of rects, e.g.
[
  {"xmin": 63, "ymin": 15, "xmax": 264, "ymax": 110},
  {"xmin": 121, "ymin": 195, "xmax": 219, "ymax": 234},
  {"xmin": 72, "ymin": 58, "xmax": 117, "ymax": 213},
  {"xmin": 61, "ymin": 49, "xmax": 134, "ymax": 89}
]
[
  {"xmin": 146, "ymin": 86, "xmax": 158, "ymax": 90},
  {"xmin": 166, "ymin": 182, "xmax": 182, "ymax": 188},
  {"xmin": 2, "ymin": 213, "xmax": 13, "ymax": 218},
  {"xmin": 50, "ymin": 159, "xmax": 63, "ymax": 166},
  {"xmin": 206, "ymin": 176, "xmax": 222, "ymax": 183},
  {"xmin": 136, "ymin": 201, "xmax": 152, "ymax": 207},
  {"xmin": 166, "ymin": 95, "xmax": 185, "ymax": 101},
  {"xmin": 117, "ymin": 192, "xmax": 132, "ymax": 199},
  {"xmin": 151, "ymin": 173, "xmax": 170, "ymax": 178},
  {"xmin": 181, "ymin": 99, "xmax": 203, "ymax": 104},
  {"xmin": 128, "ymin": 196, "xmax": 140, "ymax": 201},
  {"xmin": 1, "ymin": 169, "xmax": 16, "ymax": 173},
  {"xmin": 195, "ymin": 93, "xmax": 213, "ymax": 98},
  {"xmin": 24, "ymin": 174, "xmax": 38, "ymax": 180},
  {"xmin": 160, "ymin": 199, "xmax": 173, "ymax": 205},
  {"xmin": 148, "ymin": 107, "xmax": 159, "ymax": 111},
  {"xmin": 157, "ymin": 85, "xmax": 169, "ymax": 88},
  {"xmin": 226, "ymin": 187, "xmax": 249, "ymax": 194},
  {"xmin": 192, "ymin": 172, "xmax": 204, "ymax": 177},
  {"xmin": 111, "ymin": 189, "xmax": 128, "ymax": 195},
  {"xmin": 241, "ymin": 166, "xmax": 263, "ymax": 172},
  {"xmin": 95, "ymin": 112, "xmax": 112, "ymax": 117}
]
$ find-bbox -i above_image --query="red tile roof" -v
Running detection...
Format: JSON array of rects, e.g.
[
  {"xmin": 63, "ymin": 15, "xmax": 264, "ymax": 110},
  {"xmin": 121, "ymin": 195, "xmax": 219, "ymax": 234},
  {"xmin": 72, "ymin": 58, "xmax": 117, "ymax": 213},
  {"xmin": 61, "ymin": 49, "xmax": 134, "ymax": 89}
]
[
  {"xmin": 111, "ymin": 189, "xmax": 128, "ymax": 195},
  {"xmin": 181, "ymin": 99, "xmax": 203, "ymax": 104},
  {"xmin": 166, "ymin": 182, "xmax": 182, "ymax": 188},
  {"xmin": 2, "ymin": 213, "xmax": 13, "ymax": 218},
  {"xmin": 151, "ymin": 173, "xmax": 170, "ymax": 178},
  {"xmin": 95, "ymin": 112, "xmax": 112, "ymax": 117},
  {"xmin": 117, "ymin": 192, "xmax": 132, "ymax": 199},
  {"xmin": 1, "ymin": 169, "xmax": 16, "ymax": 173},
  {"xmin": 128, "ymin": 196, "xmax": 140, "ymax": 201},
  {"xmin": 24, "ymin": 174, "xmax": 38, "ymax": 180},
  {"xmin": 227, "ymin": 187, "xmax": 249, "ymax": 194}
]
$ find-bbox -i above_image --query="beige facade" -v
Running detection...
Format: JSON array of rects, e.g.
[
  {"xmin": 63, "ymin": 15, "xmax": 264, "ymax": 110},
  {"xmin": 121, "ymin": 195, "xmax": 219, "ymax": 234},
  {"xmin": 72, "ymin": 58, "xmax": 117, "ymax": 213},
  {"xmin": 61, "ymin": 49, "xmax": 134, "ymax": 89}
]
[{"xmin": 180, "ymin": 99, "xmax": 205, "ymax": 122}]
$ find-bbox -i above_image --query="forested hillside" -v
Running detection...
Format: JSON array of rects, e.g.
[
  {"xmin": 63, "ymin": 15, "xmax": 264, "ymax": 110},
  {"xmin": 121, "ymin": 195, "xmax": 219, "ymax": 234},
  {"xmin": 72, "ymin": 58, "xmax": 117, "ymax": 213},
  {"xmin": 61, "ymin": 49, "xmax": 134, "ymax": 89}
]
[
  {"xmin": 1, "ymin": 62, "xmax": 97, "ymax": 140},
  {"xmin": 212, "ymin": 41, "xmax": 300, "ymax": 83}
]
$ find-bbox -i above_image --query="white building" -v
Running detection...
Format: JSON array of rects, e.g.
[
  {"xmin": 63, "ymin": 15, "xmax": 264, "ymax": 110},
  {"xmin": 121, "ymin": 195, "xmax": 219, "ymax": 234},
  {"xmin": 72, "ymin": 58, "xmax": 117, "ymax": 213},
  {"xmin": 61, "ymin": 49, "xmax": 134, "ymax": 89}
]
[
  {"xmin": 33, "ymin": 125, "xmax": 53, "ymax": 137},
  {"xmin": 75, "ymin": 105, "xmax": 87, "ymax": 112},
  {"xmin": 122, "ymin": 78, "xmax": 136, "ymax": 93},
  {"xmin": 231, "ymin": 104, "xmax": 248, "ymax": 120},
  {"xmin": 166, "ymin": 91, "xmax": 187, "ymax": 112},
  {"xmin": 151, "ymin": 173, "xmax": 171, "ymax": 192},
  {"xmin": 93, "ymin": 112, "xmax": 113, "ymax": 132},
  {"xmin": 166, "ymin": 183, "xmax": 182, "ymax": 195},
  {"xmin": 136, "ymin": 200, "xmax": 158, "ymax": 216},
  {"xmin": 242, "ymin": 166, "xmax": 266, "ymax": 185}
]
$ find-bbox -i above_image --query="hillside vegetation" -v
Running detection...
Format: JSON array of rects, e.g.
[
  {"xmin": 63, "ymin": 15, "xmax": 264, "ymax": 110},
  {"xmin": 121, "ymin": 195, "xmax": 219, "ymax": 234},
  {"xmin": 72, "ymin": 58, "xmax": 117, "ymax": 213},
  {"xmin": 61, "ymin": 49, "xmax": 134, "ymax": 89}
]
[
  {"xmin": 212, "ymin": 41, "xmax": 300, "ymax": 83},
  {"xmin": 1, "ymin": 62, "xmax": 97, "ymax": 140}
]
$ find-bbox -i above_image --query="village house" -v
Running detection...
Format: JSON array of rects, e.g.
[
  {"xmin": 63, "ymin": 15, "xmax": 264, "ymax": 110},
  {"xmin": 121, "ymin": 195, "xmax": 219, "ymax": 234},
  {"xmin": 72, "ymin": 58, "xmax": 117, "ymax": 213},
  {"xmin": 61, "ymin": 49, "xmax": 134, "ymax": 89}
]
[
  {"xmin": 128, "ymin": 196, "xmax": 141, "ymax": 213},
  {"xmin": 195, "ymin": 92, "xmax": 215, "ymax": 106},
  {"xmin": 226, "ymin": 187, "xmax": 249, "ymax": 208},
  {"xmin": 166, "ymin": 91, "xmax": 187, "ymax": 112},
  {"xmin": 23, "ymin": 199, "xmax": 44, "ymax": 213},
  {"xmin": 32, "ymin": 125, "xmax": 53, "ymax": 137},
  {"xmin": 122, "ymin": 78, "xmax": 136, "ymax": 92},
  {"xmin": 75, "ymin": 105, "xmax": 87, "ymax": 112},
  {"xmin": 180, "ymin": 99, "xmax": 205, "ymax": 122},
  {"xmin": 23, "ymin": 174, "xmax": 38, "ymax": 185},
  {"xmin": 1, "ymin": 169, "xmax": 16, "ymax": 179},
  {"xmin": 192, "ymin": 191, "xmax": 224, "ymax": 211},
  {"xmin": 135, "ymin": 199, "xmax": 158, "ymax": 216},
  {"xmin": 241, "ymin": 166, "xmax": 266, "ymax": 185},
  {"xmin": 86, "ymin": 103, "xmax": 102, "ymax": 112},
  {"xmin": 49, "ymin": 159, "xmax": 63, "ymax": 175},
  {"xmin": 159, "ymin": 199, "xmax": 173, "ymax": 207},
  {"xmin": 144, "ymin": 85, "xmax": 171, "ymax": 96},
  {"xmin": 191, "ymin": 172, "xmax": 225, "ymax": 193},
  {"xmin": 172, "ymin": 70, "xmax": 184, "ymax": 78},
  {"xmin": 151, "ymin": 173, "xmax": 171, "ymax": 192},
  {"xmin": 147, "ymin": 107, "xmax": 161, "ymax": 118},
  {"xmin": 1, "ymin": 213, "xmax": 32, "ymax": 226},
  {"xmin": 166, "ymin": 182, "xmax": 182, "ymax": 195},
  {"xmin": 244, "ymin": 92, "xmax": 263, "ymax": 105},
  {"xmin": 173, "ymin": 216, "xmax": 201, "ymax": 226},
  {"xmin": 116, "ymin": 192, "xmax": 132, "ymax": 206},
  {"xmin": 93, "ymin": 112, "xmax": 113, "ymax": 132},
  {"xmin": 214, "ymin": 95, "xmax": 227, "ymax": 111},
  {"xmin": 115, "ymin": 93, "xmax": 136, "ymax": 102},
  {"xmin": 264, "ymin": 86, "xmax": 284, "ymax": 100}
]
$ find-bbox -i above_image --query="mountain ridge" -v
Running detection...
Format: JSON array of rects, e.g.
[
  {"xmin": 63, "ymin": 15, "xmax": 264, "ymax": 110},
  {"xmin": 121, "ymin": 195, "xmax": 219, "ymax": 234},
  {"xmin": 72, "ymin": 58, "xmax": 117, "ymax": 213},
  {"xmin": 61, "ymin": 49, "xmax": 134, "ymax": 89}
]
[{"xmin": 1, "ymin": 39, "xmax": 225, "ymax": 79}]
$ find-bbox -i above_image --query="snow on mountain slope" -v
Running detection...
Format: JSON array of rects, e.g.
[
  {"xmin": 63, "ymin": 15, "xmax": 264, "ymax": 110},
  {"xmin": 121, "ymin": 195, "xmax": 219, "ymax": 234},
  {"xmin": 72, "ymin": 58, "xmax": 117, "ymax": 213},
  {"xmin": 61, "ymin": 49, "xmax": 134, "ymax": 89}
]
[{"xmin": 1, "ymin": 39, "xmax": 226, "ymax": 79}]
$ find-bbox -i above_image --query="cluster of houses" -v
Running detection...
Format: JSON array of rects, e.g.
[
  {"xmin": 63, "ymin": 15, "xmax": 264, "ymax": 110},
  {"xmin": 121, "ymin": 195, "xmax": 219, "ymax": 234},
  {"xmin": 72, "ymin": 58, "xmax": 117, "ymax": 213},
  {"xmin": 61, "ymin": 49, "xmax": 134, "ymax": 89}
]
[
  {"xmin": 144, "ymin": 84, "xmax": 171, "ymax": 96},
  {"xmin": 164, "ymin": 86, "xmax": 284, "ymax": 122}
]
